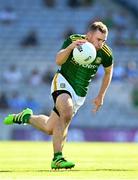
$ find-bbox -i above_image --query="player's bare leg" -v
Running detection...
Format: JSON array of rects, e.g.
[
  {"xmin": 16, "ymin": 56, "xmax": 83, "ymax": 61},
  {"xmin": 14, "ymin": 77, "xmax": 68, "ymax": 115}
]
[
  {"xmin": 29, "ymin": 112, "xmax": 57, "ymax": 135},
  {"xmin": 50, "ymin": 93, "xmax": 74, "ymax": 169},
  {"xmin": 30, "ymin": 92, "xmax": 75, "ymax": 169},
  {"xmin": 3, "ymin": 93, "xmax": 75, "ymax": 169},
  {"xmin": 30, "ymin": 93, "xmax": 75, "ymax": 169},
  {"xmin": 30, "ymin": 112, "xmax": 67, "ymax": 153}
]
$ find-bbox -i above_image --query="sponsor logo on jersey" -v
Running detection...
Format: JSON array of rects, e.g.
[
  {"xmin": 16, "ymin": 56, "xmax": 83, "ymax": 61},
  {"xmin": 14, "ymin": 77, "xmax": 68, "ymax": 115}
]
[
  {"xmin": 81, "ymin": 63, "xmax": 97, "ymax": 69},
  {"xmin": 71, "ymin": 57, "xmax": 97, "ymax": 69}
]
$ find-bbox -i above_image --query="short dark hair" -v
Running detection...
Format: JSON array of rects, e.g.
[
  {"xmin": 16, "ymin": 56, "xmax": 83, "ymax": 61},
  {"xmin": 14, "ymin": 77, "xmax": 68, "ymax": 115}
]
[{"xmin": 88, "ymin": 21, "xmax": 108, "ymax": 34}]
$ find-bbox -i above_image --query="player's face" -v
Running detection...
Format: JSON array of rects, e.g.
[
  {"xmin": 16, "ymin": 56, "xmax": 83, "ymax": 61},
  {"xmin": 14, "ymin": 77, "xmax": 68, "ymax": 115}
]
[{"xmin": 87, "ymin": 30, "xmax": 107, "ymax": 51}]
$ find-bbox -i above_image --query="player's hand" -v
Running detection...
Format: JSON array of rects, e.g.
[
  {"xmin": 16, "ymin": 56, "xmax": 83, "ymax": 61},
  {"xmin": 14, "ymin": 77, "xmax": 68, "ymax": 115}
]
[
  {"xmin": 68, "ymin": 39, "xmax": 87, "ymax": 50},
  {"xmin": 92, "ymin": 96, "xmax": 104, "ymax": 113}
]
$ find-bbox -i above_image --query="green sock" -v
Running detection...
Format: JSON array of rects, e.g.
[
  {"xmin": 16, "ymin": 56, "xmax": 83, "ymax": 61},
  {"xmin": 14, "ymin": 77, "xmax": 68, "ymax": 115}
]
[{"xmin": 53, "ymin": 152, "xmax": 62, "ymax": 160}]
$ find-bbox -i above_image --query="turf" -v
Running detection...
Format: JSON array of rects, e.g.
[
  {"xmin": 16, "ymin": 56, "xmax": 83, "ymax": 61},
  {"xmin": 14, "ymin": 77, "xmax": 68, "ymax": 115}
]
[{"xmin": 0, "ymin": 141, "xmax": 138, "ymax": 180}]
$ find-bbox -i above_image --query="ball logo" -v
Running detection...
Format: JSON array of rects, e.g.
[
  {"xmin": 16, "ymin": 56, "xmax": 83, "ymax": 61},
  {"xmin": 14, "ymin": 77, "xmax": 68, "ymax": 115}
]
[
  {"xmin": 84, "ymin": 56, "xmax": 92, "ymax": 62},
  {"xmin": 77, "ymin": 45, "xmax": 83, "ymax": 52}
]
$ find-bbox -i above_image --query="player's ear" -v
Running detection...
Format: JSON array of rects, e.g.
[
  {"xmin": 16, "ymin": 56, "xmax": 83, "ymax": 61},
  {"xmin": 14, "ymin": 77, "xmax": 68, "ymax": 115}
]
[{"xmin": 86, "ymin": 31, "xmax": 93, "ymax": 40}]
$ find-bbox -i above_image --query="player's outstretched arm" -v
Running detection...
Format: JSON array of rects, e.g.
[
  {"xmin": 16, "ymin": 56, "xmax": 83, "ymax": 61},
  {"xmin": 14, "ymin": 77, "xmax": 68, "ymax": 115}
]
[{"xmin": 92, "ymin": 64, "xmax": 113, "ymax": 112}]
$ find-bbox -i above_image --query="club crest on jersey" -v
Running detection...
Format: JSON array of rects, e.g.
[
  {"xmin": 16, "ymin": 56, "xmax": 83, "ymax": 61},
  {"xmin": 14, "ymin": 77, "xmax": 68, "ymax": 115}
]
[
  {"xmin": 60, "ymin": 83, "xmax": 66, "ymax": 88},
  {"xmin": 95, "ymin": 57, "xmax": 102, "ymax": 64}
]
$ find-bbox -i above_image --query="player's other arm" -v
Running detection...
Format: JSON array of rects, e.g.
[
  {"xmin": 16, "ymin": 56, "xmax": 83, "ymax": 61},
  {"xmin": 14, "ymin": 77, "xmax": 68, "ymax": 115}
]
[
  {"xmin": 92, "ymin": 64, "xmax": 113, "ymax": 112},
  {"xmin": 56, "ymin": 40, "xmax": 87, "ymax": 66}
]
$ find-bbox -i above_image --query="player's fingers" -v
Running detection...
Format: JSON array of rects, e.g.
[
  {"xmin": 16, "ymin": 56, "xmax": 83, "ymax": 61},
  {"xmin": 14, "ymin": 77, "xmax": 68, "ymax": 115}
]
[
  {"xmin": 92, "ymin": 106, "xmax": 98, "ymax": 113},
  {"xmin": 76, "ymin": 40, "xmax": 87, "ymax": 46},
  {"xmin": 92, "ymin": 99, "xmax": 96, "ymax": 105},
  {"xmin": 92, "ymin": 108, "xmax": 97, "ymax": 113},
  {"xmin": 92, "ymin": 104, "xmax": 101, "ymax": 113}
]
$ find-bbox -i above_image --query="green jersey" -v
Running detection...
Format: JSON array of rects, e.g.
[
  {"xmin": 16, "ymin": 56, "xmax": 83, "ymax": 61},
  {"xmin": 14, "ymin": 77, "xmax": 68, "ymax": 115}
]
[{"xmin": 58, "ymin": 34, "xmax": 113, "ymax": 97}]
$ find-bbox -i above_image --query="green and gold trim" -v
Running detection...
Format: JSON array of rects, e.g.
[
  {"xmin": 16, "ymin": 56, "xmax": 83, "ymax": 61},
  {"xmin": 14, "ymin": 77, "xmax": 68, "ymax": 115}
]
[
  {"xmin": 70, "ymin": 34, "xmax": 86, "ymax": 42},
  {"xmin": 53, "ymin": 73, "xmax": 58, "ymax": 91},
  {"xmin": 102, "ymin": 44, "xmax": 112, "ymax": 57}
]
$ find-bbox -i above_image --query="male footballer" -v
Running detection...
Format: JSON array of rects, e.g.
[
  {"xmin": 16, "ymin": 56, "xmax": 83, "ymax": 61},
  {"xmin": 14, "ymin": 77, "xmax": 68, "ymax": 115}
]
[{"xmin": 4, "ymin": 21, "xmax": 114, "ymax": 169}]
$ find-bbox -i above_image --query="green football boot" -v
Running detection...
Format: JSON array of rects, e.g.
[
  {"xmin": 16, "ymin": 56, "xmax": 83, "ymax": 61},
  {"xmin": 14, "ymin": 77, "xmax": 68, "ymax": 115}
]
[
  {"xmin": 3, "ymin": 108, "xmax": 33, "ymax": 125},
  {"xmin": 51, "ymin": 155, "xmax": 75, "ymax": 169}
]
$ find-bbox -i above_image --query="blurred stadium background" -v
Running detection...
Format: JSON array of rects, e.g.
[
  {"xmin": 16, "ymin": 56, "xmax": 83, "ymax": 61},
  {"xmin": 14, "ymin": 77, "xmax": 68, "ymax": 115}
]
[{"xmin": 0, "ymin": 0, "xmax": 138, "ymax": 142}]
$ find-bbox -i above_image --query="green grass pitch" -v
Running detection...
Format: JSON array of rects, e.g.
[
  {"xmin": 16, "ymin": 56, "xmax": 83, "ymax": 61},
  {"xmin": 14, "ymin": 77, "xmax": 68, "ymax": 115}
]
[{"xmin": 0, "ymin": 141, "xmax": 138, "ymax": 180}]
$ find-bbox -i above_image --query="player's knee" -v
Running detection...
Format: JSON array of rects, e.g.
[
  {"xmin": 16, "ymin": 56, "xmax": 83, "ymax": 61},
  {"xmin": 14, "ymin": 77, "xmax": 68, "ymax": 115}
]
[
  {"xmin": 47, "ymin": 130, "xmax": 52, "ymax": 135},
  {"xmin": 43, "ymin": 126, "xmax": 52, "ymax": 135},
  {"xmin": 61, "ymin": 109, "xmax": 73, "ymax": 123}
]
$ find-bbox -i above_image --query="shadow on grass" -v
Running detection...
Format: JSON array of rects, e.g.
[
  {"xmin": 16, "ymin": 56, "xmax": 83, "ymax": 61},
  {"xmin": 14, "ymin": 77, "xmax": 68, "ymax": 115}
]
[{"xmin": 0, "ymin": 169, "xmax": 137, "ymax": 173}]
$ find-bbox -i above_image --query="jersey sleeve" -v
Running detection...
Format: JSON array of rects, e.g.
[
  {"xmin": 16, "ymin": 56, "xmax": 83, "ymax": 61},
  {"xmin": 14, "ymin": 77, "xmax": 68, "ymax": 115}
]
[
  {"xmin": 61, "ymin": 37, "xmax": 72, "ymax": 49},
  {"xmin": 101, "ymin": 44, "xmax": 114, "ymax": 68},
  {"xmin": 102, "ymin": 55, "xmax": 114, "ymax": 68},
  {"xmin": 61, "ymin": 34, "xmax": 85, "ymax": 49}
]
